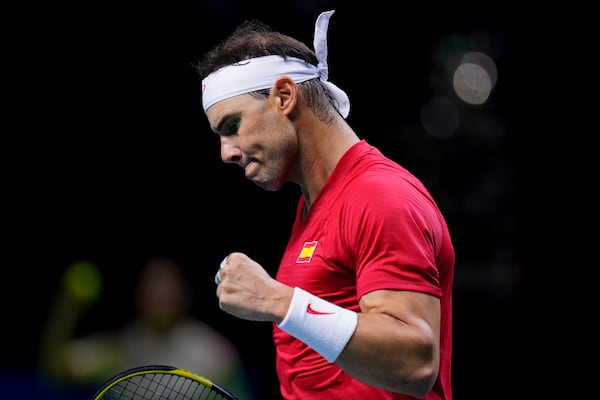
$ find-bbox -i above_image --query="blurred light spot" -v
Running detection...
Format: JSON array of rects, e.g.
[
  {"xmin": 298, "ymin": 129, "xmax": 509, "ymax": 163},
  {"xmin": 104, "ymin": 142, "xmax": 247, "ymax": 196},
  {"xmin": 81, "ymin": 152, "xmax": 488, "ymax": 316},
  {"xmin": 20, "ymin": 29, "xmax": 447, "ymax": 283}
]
[
  {"xmin": 453, "ymin": 51, "xmax": 497, "ymax": 105},
  {"xmin": 420, "ymin": 96, "xmax": 459, "ymax": 138},
  {"xmin": 463, "ymin": 51, "xmax": 498, "ymax": 87}
]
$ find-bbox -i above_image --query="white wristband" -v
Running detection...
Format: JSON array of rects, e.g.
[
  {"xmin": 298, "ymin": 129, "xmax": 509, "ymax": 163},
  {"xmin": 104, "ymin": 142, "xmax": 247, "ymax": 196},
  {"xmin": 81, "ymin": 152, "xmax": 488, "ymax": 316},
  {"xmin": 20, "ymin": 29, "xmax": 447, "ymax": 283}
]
[{"xmin": 277, "ymin": 287, "xmax": 358, "ymax": 362}]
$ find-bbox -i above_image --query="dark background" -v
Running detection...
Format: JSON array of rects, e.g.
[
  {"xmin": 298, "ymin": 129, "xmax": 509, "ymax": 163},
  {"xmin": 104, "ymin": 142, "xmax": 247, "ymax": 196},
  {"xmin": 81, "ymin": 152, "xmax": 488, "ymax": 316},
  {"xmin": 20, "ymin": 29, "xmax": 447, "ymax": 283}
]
[{"xmin": 4, "ymin": 1, "xmax": 548, "ymax": 398}]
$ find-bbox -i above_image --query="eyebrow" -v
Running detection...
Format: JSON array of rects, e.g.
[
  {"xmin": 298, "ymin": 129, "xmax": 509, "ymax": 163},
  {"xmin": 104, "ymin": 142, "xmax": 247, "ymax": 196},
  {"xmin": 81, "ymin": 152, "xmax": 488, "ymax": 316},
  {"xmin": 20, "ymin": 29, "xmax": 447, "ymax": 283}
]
[{"xmin": 213, "ymin": 112, "xmax": 242, "ymax": 136}]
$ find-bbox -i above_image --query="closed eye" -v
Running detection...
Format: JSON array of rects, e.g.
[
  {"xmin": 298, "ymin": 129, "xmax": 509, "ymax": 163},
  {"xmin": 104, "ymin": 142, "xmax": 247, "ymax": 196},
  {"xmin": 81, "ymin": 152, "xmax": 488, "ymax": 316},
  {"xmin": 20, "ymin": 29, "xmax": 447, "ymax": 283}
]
[{"xmin": 214, "ymin": 113, "xmax": 241, "ymax": 137}]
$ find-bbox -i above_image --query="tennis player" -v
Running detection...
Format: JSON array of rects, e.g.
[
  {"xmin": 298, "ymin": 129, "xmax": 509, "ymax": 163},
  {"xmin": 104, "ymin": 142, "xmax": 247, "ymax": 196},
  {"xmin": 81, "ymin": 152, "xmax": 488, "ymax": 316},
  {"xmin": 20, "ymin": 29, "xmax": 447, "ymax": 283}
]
[{"xmin": 198, "ymin": 10, "xmax": 455, "ymax": 400}]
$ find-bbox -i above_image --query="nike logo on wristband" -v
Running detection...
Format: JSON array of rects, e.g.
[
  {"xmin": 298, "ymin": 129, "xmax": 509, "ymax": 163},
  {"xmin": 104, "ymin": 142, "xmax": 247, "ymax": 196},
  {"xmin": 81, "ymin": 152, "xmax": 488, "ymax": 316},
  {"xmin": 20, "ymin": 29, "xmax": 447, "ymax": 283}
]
[{"xmin": 306, "ymin": 304, "xmax": 334, "ymax": 315}]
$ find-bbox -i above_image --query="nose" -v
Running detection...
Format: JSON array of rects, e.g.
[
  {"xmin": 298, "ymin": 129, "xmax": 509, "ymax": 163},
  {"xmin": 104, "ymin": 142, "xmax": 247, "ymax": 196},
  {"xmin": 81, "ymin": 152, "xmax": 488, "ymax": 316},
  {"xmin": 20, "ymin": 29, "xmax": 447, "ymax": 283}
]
[{"xmin": 220, "ymin": 138, "xmax": 242, "ymax": 164}]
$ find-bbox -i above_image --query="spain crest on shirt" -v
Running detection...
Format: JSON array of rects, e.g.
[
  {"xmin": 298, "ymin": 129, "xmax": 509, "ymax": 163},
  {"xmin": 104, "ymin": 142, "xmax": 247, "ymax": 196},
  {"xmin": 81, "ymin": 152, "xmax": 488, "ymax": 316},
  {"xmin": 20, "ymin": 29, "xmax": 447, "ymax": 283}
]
[{"xmin": 296, "ymin": 241, "xmax": 318, "ymax": 263}]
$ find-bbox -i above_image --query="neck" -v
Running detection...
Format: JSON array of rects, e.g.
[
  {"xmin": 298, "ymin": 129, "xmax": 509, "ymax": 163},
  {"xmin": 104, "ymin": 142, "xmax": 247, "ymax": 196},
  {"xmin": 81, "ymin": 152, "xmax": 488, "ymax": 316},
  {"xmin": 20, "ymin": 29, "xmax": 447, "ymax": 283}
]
[{"xmin": 296, "ymin": 115, "xmax": 359, "ymax": 216}]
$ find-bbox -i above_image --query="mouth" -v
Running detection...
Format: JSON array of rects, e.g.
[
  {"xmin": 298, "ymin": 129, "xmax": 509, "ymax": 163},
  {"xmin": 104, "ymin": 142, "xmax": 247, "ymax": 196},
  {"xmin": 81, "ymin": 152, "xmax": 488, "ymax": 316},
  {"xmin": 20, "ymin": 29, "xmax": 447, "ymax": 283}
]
[{"xmin": 244, "ymin": 160, "xmax": 259, "ymax": 179}]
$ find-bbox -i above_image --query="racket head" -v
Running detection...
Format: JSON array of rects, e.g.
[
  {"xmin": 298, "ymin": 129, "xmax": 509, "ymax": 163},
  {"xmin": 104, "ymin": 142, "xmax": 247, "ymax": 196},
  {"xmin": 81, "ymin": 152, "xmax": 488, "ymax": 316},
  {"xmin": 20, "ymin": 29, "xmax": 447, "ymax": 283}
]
[{"xmin": 92, "ymin": 365, "xmax": 239, "ymax": 400}]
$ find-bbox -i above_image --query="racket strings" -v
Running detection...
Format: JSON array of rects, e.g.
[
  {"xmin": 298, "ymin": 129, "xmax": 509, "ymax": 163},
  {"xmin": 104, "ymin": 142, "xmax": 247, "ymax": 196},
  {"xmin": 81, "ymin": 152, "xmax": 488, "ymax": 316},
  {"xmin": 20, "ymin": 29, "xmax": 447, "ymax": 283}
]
[{"xmin": 103, "ymin": 372, "xmax": 226, "ymax": 400}]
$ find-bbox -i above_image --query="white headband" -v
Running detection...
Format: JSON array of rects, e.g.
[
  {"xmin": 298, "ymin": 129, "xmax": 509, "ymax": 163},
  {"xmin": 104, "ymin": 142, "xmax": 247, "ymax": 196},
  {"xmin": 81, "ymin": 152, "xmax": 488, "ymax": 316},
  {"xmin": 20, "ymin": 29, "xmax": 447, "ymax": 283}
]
[{"xmin": 201, "ymin": 10, "xmax": 350, "ymax": 118}]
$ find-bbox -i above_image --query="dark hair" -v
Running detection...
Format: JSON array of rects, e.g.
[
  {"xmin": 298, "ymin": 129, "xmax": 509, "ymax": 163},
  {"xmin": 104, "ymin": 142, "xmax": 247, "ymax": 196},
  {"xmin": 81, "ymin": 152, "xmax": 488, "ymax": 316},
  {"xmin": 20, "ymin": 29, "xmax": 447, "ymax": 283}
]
[{"xmin": 195, "ymin": 19, "xmax": 339, "ymax": 121}]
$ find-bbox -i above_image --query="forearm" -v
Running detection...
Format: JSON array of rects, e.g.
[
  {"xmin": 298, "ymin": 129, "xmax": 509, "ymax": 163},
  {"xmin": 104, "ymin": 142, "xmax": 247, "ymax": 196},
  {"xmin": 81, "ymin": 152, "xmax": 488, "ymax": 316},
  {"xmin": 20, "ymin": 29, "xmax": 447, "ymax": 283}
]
[{"xmin": 336, "ymin": 312, "xmax": 439, "ymax": 397}]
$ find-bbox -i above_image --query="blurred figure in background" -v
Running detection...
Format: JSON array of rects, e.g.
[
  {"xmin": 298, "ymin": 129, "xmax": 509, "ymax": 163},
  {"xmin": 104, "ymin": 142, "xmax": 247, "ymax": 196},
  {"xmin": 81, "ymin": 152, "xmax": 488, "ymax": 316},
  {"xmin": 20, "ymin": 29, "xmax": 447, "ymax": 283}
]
[{"xmin": 38, "ymin": 256, "xmax": 255, "ymax": 399}]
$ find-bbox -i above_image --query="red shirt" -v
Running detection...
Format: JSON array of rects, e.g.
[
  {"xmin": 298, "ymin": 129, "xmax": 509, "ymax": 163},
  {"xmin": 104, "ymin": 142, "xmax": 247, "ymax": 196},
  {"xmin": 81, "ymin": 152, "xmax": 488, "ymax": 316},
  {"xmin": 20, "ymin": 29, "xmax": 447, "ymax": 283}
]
[{"xmin": 274, "ymin": 140, "xmax": 454, "ymax": 399}]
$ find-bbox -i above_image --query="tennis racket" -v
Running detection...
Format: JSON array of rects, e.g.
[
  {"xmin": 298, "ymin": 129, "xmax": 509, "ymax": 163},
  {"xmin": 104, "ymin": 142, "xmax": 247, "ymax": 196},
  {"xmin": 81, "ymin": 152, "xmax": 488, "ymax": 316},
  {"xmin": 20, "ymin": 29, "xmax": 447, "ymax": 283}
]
[{"xmin": 92, "ymin": 365, "xmax": 239, "ymax": 400}]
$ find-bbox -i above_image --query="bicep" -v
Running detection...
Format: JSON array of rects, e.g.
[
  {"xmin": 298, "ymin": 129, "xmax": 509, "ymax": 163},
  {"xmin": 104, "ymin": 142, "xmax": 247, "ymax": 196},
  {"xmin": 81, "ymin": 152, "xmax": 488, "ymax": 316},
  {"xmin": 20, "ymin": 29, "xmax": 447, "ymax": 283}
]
[
  {"xmin": 359, "ymin": 289, "xmax": 441, "ymax": 341},
  {"xmin": 337, "ymin": 289, "xmax": 441, "ymax": 394}
]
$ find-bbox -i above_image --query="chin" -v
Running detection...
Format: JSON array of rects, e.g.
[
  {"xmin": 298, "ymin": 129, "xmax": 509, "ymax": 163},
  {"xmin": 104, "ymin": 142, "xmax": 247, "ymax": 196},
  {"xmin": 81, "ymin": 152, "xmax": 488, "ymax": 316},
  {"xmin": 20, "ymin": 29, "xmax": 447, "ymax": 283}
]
[
  {"xmin": 252, "ymin": 178, "xmax": 282, "ymax": 192},
  {"xmin": 255, "ymin": 182, "xmax": 279, "ymax": 192}
]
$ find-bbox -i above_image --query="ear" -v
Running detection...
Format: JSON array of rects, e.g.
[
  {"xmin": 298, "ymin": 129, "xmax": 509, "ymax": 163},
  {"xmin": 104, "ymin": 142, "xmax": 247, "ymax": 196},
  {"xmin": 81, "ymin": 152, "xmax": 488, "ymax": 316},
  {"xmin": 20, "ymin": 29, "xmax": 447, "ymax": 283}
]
[{"xmin": 271, "ymin": 76, "xmax": 298, "ymax": 116}]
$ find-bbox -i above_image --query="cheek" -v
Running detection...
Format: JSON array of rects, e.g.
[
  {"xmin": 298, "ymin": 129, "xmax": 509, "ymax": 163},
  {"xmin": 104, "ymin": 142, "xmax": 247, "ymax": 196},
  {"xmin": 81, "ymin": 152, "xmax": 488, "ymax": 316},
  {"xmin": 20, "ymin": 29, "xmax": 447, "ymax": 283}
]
[
  {"xmin": 272, "ymin": 126, "xmax": 298, "ymax": 164},
  {"xmin": 246, "ymin": 103, "xmax": 296, "ymax": 151}
]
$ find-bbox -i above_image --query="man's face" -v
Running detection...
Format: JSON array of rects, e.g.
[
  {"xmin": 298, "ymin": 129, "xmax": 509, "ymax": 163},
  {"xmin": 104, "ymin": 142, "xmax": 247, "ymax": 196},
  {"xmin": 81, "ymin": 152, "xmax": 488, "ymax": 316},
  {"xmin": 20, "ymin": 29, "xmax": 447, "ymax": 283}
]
[{"xmin": 205, "ymin": 92, "xmax": 298, "ymax": 191}]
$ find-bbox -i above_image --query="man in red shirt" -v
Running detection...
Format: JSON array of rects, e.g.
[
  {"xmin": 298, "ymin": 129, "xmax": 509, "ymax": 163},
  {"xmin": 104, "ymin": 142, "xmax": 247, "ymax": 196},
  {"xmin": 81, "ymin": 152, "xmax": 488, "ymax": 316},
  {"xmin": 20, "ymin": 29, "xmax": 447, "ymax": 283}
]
[{"xmin": 198, "ymin": 10, "xmax": 455, "ymax": 400}]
